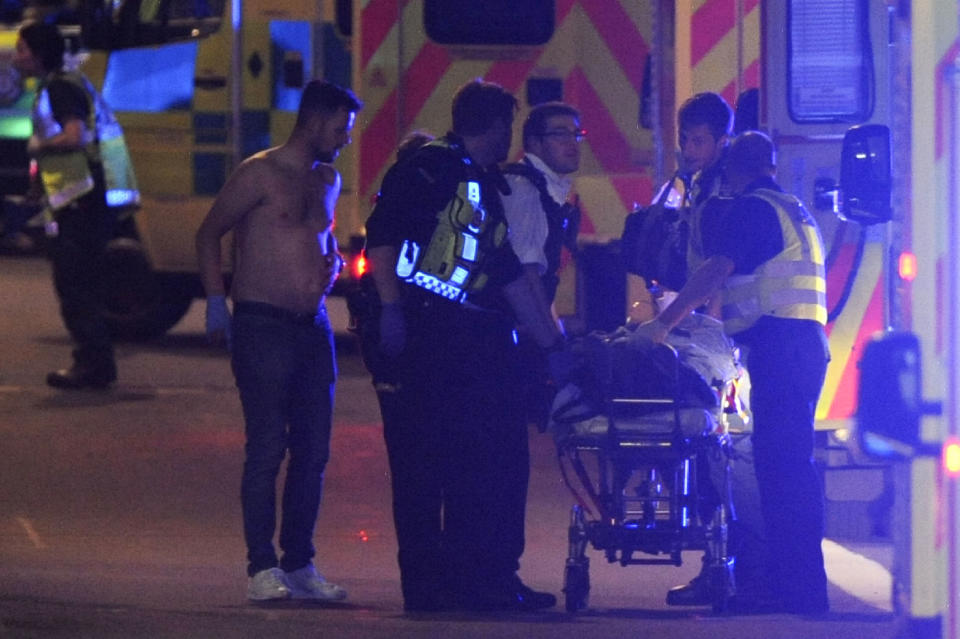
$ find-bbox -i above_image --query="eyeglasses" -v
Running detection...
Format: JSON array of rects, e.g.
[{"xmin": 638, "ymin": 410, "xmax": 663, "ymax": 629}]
[{"xmin": 539, "ymin": 129, "xmax": 586, "ymax": 143}]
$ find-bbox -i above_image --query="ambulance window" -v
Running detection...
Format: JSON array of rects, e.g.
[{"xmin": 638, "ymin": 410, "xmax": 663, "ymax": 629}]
[
  {"xmin": 424, "ymin": 1, "xmax": 554, "ymax": 46},
  {"xmin": 787, "ymin": 0, "xmax": 874, "ymax": 123},
  {"xmin": 271, "ymin": 21, "xmax": 312, "ymax": 112},
  {"xmin": 102, "ymin": 42, "xmax": 197, "ymax": 111}
]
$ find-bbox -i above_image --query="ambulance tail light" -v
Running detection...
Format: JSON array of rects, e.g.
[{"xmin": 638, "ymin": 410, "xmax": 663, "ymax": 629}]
[
  {"xmin": 899, "ymin": 251, "xmax": 918, "ymax": 282},
  {"xmin": 944, "ymin": 439, "xmax": 960, "ymax": 478}
]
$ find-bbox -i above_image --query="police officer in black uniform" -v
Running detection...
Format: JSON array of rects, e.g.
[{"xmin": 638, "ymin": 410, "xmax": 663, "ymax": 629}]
[{"xmin": 364, "ymin": 79, "xmax": 570, "ymax": 612}]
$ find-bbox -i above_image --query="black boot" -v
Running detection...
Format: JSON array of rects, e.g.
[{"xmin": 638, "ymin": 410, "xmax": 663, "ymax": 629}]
[
  {"xmin": 666, "ymin": 571, "xmax": 712, "ymax": 606},
  {"xmin": 46, "ymin": 360, "xmax": 116, "ymax": 390}
]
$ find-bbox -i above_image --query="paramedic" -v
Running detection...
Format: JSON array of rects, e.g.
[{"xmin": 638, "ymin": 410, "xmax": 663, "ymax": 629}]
[
  {"xmin": 623, "ymin": 91, "xmax": 732, "ymax": 323},
  {"xmin": 15, "ymin": 22, "xmax": 117, "ymax": 389},
  {"xmin": 196, "ymin": 80, "xmax": 361, "ymax": 602},
  {"xmin": 622, "ymin": 92, "xmax": 769, "ymax": 607},
  {"xmin": 364, "ymin": 79, "xmax": 569, "ymax": 612},
  {"xmin": 636, "ymin": 131, "xmax": 830, "ymax": 615}
]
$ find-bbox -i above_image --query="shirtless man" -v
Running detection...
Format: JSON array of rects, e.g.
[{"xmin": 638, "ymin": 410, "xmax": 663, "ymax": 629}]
[{"xmin": 196, "ymin": 79, "xmax": 362, "ymax": 602}]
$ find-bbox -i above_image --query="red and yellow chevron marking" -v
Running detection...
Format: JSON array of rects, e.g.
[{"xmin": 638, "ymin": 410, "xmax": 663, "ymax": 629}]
[
  {"xmin": 817, "ymin": 244, "xmax": 886, "ymax": 421},
  {"xmin": 677, "ymin": 0, "xmax": 760, "ymax": 107},
  {"xmin": 355, "ymin": 0, "xmax": 656, "ymax": 247}
]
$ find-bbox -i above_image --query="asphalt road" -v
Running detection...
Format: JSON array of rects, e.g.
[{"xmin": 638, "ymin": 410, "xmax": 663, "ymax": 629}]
[{"xmin": 0, "ymin": 255, "xmax": 902, "ymax": 638}]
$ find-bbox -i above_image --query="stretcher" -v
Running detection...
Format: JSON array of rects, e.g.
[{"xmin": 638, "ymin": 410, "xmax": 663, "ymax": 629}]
[{"xmin": 550, "ymin": 316, "xmax": 742, "ymax": 613}]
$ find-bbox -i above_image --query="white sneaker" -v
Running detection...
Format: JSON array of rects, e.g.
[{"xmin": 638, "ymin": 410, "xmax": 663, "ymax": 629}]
[
  {"xmin": 284, "ymin": 564, "xmax": 348, "ymax": 601},
  {"xmin": 247, "ymin": 567, "xmax": 291, "ymax": 601}
]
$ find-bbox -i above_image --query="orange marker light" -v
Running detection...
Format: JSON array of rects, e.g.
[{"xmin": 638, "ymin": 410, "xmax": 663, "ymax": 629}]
[
  {"xmin": 898, "ymin": 251, "xmax": 918, "ymax": 282},
  {"xmin": 943, "ymin": 438, "xmax": 960, "ymax": 477}
]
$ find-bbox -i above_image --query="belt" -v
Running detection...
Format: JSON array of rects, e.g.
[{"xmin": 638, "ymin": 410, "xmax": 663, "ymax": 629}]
[{"xmin": 234, "ymin": 301, "xmax": 322, "ymax": 326}]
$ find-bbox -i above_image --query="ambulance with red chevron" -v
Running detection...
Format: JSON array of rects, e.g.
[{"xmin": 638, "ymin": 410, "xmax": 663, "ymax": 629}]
[
  {"xmin": 348, "ymin": 0, "xmax": 879, "ymax": 516},
  {"xmin": 354, "ymin": 4, "xmax": 960, "ymax": 633}
]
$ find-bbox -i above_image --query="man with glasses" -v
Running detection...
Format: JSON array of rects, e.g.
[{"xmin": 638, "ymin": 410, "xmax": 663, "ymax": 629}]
[
  {"xmin": 498, "ymin": 102, "xmax": 583, "ymax": 607},
  {"xmin": 502, "ymin": 101, "xmax": 583, "ymax": 312}
]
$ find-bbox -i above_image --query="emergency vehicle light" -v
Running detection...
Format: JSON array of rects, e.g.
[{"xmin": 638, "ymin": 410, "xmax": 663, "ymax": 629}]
[
  {"xmin": 943, "ymin": 439, "xmax": 960, "ymax": 477},
  {"xmin": 898, "ymin": 251, "xmax": 918, "ymax": 282},
  {"xmin": 353, "ymin": 253, "xmax": 367, "ymax": 279}
]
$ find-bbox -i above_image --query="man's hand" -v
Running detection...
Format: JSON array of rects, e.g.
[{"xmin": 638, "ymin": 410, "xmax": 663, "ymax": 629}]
[
  {"xmin": 322, "ymin": 252, "xmax": 344, "ymax": 295},
  {"xmin": 378, "ymin": 302, "xmax": 406, "ymax": 358},
  {"xmin": 205, "ymin": 295, "xmax": 232, "ymax": 349}
]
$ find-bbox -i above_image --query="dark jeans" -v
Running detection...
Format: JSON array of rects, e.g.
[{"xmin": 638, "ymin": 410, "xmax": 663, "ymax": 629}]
[
  {"xmin": 231, "ymin": 301, "xmax": 336, "ymax": 577},
  {"xmin": 382, "ymin": 300, "xmax": 528, "ymax": 606},
  {"xmin": 49, "ymin": 193, "xmax": 116, "ymax": 372},
  {"xmin": 738, "ymin": 317, "xmax": 830, "ymax": 611}
]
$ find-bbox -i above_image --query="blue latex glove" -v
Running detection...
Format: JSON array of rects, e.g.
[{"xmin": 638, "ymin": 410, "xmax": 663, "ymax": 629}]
[
  {"xmin": 547, "ymin": 345, "xmax": 578, "ymax": 388},
  {"xmin": 378, "ymin": 302, "xmax": 406, "ymax": 358},
  {"xmin": 205, "ymin": 295, "xmax": 232, "ymax": 349}
]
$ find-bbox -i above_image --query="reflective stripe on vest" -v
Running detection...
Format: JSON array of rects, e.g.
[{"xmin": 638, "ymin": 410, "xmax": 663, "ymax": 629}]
[{"xmin": 721, "ymin": 188, "xmax": 827, "ymax": 334}]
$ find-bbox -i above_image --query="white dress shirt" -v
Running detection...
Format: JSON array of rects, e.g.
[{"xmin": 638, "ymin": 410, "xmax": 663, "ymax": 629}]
[{"xmin": 502, "ymin": 153, "xmax": 573, "ymax": 274}]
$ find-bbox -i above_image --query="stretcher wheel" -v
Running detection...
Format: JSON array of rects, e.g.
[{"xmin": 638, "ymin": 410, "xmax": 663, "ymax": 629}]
[{"xmin": 563, "ymin": 557, "xmax": 590, "ymax": 613}]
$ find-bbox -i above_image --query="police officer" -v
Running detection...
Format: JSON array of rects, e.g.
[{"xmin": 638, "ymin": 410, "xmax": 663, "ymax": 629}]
[
  {"xmin": 14, "ymin": 22, "xmax": 119, "ymax": 389},
  {"xmin": 636, "ymin": 131, "xmax": 830, "ymax": 615},
  {"xmin": 364, "ymin": 79, "xmax": 569, "ymax": 612}
]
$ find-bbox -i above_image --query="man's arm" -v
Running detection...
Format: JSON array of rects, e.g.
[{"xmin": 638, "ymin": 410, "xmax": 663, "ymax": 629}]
[
  {"xmin": 29, "ymin": 117, "xmax": 88, "ymax": 156},
  {"xmin": 626, "ymin": 273, "xmax": 657, "ymax": 324},
  {"xmin": 195, "ymin": 160, "xmax": 265, "ymax": 297},
  {"xmin": 641, "ymin": 254, "xmax": 735, "ymax": 343},
  {"xmin": 501, "ymin": 176, "xmax": 549, "ymax": 272},
  {"xmin": 195, "ymin": 160, "xmax": 265, "ymax": 344},
  {"xmin": 503, "ymin": 273, "xmax": 563, "ymax": 349},
  {"xmin": 366, "ymin": 244, "xmax": 405, "ymax": 357},
  {"xmin": 314, "ymin": 164, "xmax": 343, "ymax": 293}
]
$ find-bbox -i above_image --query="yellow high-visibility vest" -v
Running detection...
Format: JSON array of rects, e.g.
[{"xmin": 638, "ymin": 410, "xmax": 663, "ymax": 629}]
[
  {"xmin": 33, "ymin": 71, "xmax": 139, "ymax": 212},
  {"xmin": 721, "ymin": 187, "xmax": 828, "ymax": 335}
]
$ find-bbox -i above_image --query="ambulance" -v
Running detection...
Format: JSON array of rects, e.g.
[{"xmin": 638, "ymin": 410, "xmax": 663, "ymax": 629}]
[{"xmin": 351, "ymin": 2, "xmax": 960, "ymax": 635}]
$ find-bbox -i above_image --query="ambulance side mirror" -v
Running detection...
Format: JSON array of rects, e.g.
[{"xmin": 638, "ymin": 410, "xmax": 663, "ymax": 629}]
[
  {"xmin": 858, "ymin": 331, "xmax": 941, "ymax": 459},
  {"xmin": 840, "ymin": 124, "xmax": 892, "ymax": 225}
]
